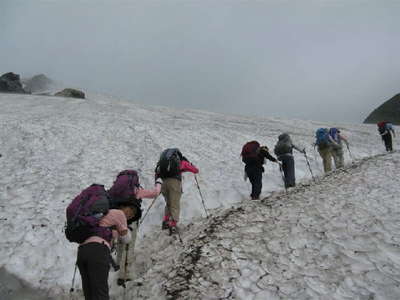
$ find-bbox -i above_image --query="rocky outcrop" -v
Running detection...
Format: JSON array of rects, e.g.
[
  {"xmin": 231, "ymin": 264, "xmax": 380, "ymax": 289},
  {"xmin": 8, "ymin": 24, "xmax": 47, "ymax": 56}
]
[
  {"xmin": 364, "ymin": 94, "xmax": 400, "ymax": 125},
  {"xmin": 54, "ymin": 88, "xmax": 85, "ymax": 99},
  {"xmin": 0, "ymin": 72, "xmax": 27, "ymax": 94},
  {"xmin": 23, "ymin": 74, "xmax": 54, "ymax": 93}
]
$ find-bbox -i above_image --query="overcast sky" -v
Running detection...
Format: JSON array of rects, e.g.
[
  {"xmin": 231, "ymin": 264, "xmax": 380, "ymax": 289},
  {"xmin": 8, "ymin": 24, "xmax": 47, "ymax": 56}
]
[{"xmin": 1, "ymin": 0, "xmax": 399, "ymax": 123}]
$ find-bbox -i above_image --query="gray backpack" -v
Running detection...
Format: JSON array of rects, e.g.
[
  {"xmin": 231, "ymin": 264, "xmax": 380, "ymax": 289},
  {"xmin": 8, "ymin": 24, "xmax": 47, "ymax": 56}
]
[
  {"xmin": 274, "ymin": 141, "xmax": 292, "ymax": 156},
  {"xmin": 274, "ymin": 133, "xmax": 293, "ymax": 156}
]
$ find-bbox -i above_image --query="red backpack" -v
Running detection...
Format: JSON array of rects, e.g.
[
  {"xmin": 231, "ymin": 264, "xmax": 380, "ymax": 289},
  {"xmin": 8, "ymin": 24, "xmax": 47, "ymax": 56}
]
[{"xmin": 241, "ymin": 141, "xmax": 260, "ymax": 163}]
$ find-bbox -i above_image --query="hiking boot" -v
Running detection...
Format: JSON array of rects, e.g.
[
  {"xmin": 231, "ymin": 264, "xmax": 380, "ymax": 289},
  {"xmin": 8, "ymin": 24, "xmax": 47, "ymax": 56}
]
[
  {"xmin": 251, "ymin": 196, "xmax": 260, "ymax": 200},
  {"xmin": 169, "ymin": 226, "xmax": 178, "ymax": 235},
  {"xmin": 117, "ymin": 278, "xmax": 131, "ymax": 287},
  {"xmin": 162, "ymin": 220, "xmax": 169, "ymax": 230}
]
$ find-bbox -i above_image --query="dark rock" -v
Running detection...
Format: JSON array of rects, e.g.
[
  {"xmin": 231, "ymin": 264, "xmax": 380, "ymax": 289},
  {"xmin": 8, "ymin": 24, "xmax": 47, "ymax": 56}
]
[
  {"xmin": 0, "ymin": 72, "xmax": 27, "ymax": 93},
  {"xmin": 54, "ymin": 88, "xmax": 85, "ymax": 99},
  {"xmin": 23, "ymin": 74, "xmax": 54, "ymax": 93},
  {"xmin": 364, "ymin": 94, "xmax": 400, "ymax": 125}
]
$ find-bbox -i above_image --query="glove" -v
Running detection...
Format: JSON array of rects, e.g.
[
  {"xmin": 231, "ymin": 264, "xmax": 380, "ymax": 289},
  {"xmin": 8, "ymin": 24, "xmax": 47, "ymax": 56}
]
[{"xmin": 119, "ymin": 230, "xmax": 132, "ymax": 244}]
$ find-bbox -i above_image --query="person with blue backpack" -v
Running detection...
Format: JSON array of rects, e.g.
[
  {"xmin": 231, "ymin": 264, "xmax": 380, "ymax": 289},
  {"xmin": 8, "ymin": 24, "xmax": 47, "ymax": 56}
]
[
  {"xmin": 314, "ymin": 128, "xmax": 337, "ymax": 173},
  {"xmin": 378, "ymin": 121, "xmax": 396, "ymax": 152},
  {"xmin": 274, "ymin": 133, "xmax": 305, "ymax": 188},
  {"xmin": 329, "ymin": 128, "xmax": 349, "ymax": 168}
]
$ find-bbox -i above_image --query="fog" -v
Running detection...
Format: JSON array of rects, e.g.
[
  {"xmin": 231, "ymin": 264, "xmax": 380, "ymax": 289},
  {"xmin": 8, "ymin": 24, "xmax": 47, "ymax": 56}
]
[{"xmin": 1, "ymin": 0, "xmax": 400, "ymax": 123}]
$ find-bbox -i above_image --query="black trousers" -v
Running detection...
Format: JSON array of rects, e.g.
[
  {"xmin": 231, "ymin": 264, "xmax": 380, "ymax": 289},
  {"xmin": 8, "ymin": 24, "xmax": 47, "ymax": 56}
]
[
  {"xmin": 77, "ymin": 242, "xmax": 110, "ymax": 300},
  {"xmin": 279, "ymin": 155, "xmax": 295, "ymax": 188},
  {"xmin": 245, "ymin": 165, "xmax": 263, "ymax": 199},
  {"xmin": 382, "ymin": 134, "xmax": 393, "ymax": 152}
]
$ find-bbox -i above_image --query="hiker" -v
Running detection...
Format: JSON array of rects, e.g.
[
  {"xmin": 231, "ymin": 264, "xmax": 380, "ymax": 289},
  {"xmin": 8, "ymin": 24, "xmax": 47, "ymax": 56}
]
[
  {"xmin": 75, "ymin": 201, "xmax": 135, "ymax": 300},
  {"xmin": 378, "ymin": 121, "xmax": 395, "ymax": 152},
  {"xmin": 107, "ymin": 170, "xmax": 162, "ymax": 287},
  {"xmin": 329, "ymin": 128, "xmax": 349, "ymax": 168},
  {"xmin": 274, "ymin": 133, "xmax": 305, "ymax": 188},
  {"xmin": 155, "ymin": 148, "xmax": 199, "ymax": 234},
  {"xmin": 314, "ymin": 128, "xmax": 338, "ymax": 173},
  {"xmin": 241, "ymin": 141, "xmax": 279, "ymax": 200}
]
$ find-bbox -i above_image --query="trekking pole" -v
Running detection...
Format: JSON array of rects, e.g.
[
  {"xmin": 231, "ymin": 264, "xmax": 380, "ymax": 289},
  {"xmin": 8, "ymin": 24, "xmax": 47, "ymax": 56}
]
[
  {"xmin": 313, "ymin": 145, "xmax": 321, "ymax": 171},
  {"xmin": 346, "ymin": 144, "xmax": 354, "ymax": 161},
  {"xmin": 69, "ymin": 264, "xmax": 78, "ymax": 293},
  {"xmin": 194, "ymin": 175, "xmax": 209, "ymax": 218},
  {"xmin": 278, "ymin": 164, "xmax": 288, "ymax": 194},
  {"xmin": 139, "ymin": 195, "xmax": 159, "ymax": 226},
  {"xmin": 303, "ymin": 151, "xmax": 316, "ymax": 182},
  {"xmin": 122, "ymin": 244, "xmax": 129, "ymax": 299}
]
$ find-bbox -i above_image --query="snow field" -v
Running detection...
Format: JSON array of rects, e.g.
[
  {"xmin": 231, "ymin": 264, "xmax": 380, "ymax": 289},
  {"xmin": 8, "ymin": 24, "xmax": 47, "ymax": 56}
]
[{"xmin": 0, "ymin": 92, "xmax": 391, "ymax": 299}]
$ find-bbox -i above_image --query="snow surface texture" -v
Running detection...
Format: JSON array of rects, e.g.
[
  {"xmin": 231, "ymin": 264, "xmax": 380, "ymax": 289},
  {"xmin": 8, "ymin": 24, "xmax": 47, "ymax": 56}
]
[{"xmin": 0, "ymin": 93, "xmax": 394, "ymax": 299}]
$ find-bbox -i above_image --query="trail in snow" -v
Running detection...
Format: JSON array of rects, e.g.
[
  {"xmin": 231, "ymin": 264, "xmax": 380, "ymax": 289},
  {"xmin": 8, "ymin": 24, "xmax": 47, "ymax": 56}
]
[
  {"xmin": 131, "ymin": 152, "xmax": 400, "ymax": 300},
  {"xmin": 0, "ymin": 93, "xmax": 394, "ymax": 299}
]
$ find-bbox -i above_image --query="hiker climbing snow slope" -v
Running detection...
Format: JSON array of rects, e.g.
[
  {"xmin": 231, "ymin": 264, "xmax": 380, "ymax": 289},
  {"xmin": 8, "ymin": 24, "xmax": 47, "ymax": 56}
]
[
  {"xmin": 155, "ymin": 148, "xmax": 199, "ymax": 235},
  {"xmin": 378, "ymin": 121, "xmax": 396, "ymax": 152},
  {"xmin": 274, "ymin": 133, "xmax": 305, "ymax": 188},
  {"xmin": 329, "ymin": 128, "xmax": 350, "ymax": 169},
  {"xmin": 241, "ymin": 141, "xmax": 279, "ymax": 200},
  {"xmin": 107, "ymin": 170, "xmax": 162, "ymax": 288}
]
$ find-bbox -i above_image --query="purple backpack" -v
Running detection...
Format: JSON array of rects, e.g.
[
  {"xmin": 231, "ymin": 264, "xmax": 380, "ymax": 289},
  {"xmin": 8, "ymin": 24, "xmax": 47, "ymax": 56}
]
[
  {"xmin": 65, "ymin": 184, "xmax": 112, "ymax": 244},
  {"xmin": 108, "ymin": 170, "xmax": 142, "ymax": 222}
]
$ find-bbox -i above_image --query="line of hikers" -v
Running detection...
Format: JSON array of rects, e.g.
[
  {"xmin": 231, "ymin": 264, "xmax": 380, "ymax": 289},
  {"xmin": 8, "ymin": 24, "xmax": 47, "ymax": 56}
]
[
  {"xmin": 241, "ymin": 122, "xmax": 395, "ymax": 200},
  {"xmin": 65, "ymin": 148, "xmax": 198, "ymax": 300},
  {"xmin": 241, "ymin": 127, "xmax": 348, "ymax": 200},
  {"xmin": 65, "ymin": 122, "xmax": 394, "ymax": 299}
]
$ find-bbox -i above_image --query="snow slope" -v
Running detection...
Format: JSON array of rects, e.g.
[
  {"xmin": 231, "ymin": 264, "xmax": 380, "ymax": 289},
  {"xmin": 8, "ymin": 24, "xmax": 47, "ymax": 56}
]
[{"xmin": 0, "ymin": 93, "xmax": 392, "ymax": 299}]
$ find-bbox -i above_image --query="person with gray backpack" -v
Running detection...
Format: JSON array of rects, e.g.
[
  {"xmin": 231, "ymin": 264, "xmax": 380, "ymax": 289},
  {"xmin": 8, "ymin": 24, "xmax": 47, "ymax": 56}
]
[{"xmin": 274, "ymin": 133, "xmax": 305, "ymax": 188}]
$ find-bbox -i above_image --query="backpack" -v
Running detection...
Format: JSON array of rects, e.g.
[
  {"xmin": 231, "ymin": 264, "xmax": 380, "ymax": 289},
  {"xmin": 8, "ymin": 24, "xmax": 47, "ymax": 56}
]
[
  {"xmin": 65, "ymin": 184, "xmax": 112, "ymax": 244},
  {"xmin": 315, "ymin": 128, "xmax": 331, "ymax": 148},
  {"xmin": 241, "ymin": 141, "xmax": 260, "ymax": 163},
  {"xmin": 274, "ymin": 134, "xmax": 292, "ymax": 156},
  {"xmin": 156, "ymin": 148, "xmax": 182, "ymax": 178},
  {"xmin": 108, "ymin": 170, "xmax": 142, "ymax": 222},
  {"xmin": 329, "ymin": 128, "xmax": 340, "ymax": 143}
]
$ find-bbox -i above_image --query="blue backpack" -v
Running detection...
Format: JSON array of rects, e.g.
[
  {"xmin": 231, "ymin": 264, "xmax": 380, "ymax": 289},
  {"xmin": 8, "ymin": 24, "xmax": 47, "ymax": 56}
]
[
  {"xmin": 329, "ymin": 128, "xmax": 340, "ymax": 143},
  {"xmin": 315, "ymin": 128, "xmax": 331, "ymax": 148}
]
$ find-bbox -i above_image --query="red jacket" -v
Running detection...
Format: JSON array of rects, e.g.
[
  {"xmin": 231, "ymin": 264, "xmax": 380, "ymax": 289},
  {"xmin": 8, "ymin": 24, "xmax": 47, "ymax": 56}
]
[{"xmin": 180, "ymin": 160, "xmax": 199, "ymax": 174}]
